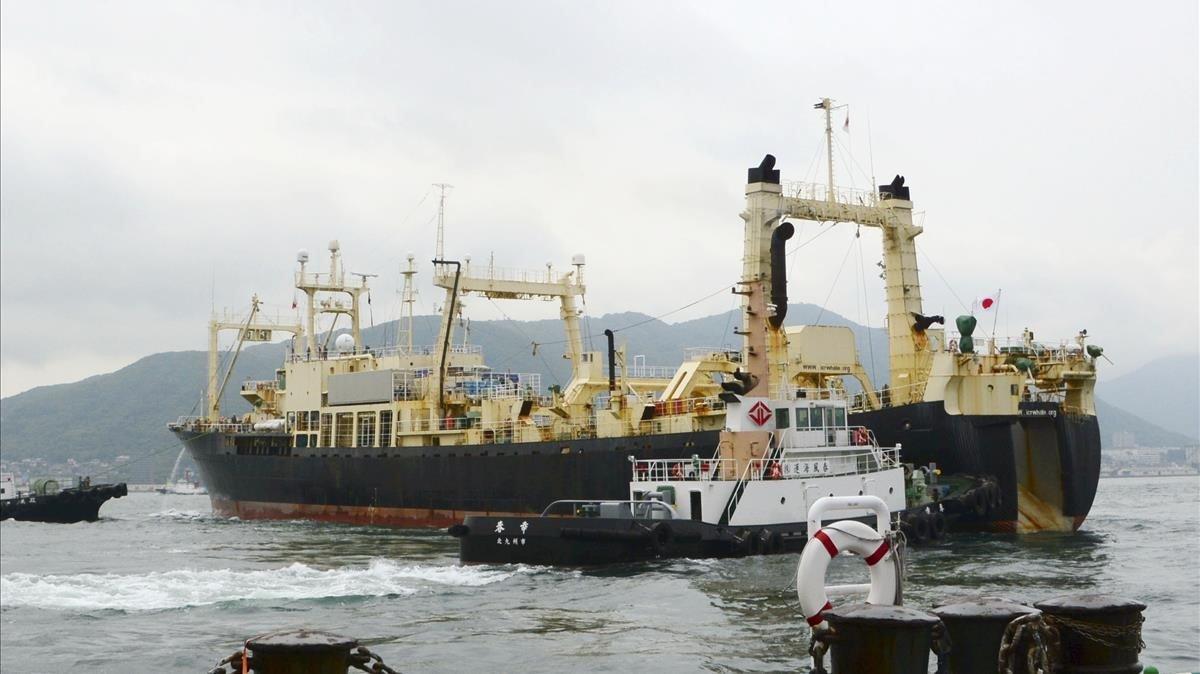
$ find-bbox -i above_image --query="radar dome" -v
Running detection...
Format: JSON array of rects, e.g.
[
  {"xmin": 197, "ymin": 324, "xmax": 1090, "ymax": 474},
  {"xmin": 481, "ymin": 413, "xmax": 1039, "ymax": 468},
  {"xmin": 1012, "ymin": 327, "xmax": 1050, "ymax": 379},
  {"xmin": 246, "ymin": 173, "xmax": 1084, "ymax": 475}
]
[
  {"xmin": 328, "ymin": 239, "xmax": 340, "ymax": 252},
  {"xmin": 334, "ymin": 333, "xmax": 355, "ymax": 352},
  {"xmin": 297, "ymin": 249, "xmax": 310, "ymax": 264}
]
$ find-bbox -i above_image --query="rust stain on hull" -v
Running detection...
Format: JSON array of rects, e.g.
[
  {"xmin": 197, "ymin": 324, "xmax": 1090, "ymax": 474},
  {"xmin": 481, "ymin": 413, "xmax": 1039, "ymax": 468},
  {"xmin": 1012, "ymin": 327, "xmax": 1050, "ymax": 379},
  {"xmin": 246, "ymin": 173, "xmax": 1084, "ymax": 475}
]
[
  {"xmin": 1015, "ymin": 483, "xmax": 1075, "ymax": 533},
  {"xmin": 210, "ymin": 497, "xmax": 532, "ymax": 528}
]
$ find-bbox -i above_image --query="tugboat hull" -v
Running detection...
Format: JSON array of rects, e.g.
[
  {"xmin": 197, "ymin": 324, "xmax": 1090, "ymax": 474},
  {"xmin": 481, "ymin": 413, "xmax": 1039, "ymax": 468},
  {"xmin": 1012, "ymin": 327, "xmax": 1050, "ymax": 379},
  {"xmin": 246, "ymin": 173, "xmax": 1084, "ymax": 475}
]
[
  {"xmin": 852, "ymin": 401, "xmax": 1101, "ymax": 532},
  {"xmin": 0, "ymin": 483, "xmax": 129, "ymax": 524}
]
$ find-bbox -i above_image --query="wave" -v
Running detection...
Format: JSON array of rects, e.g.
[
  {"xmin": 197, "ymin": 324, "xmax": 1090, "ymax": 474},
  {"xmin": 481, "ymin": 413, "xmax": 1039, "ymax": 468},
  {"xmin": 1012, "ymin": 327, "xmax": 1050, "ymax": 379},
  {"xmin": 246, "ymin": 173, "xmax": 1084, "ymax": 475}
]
[
  {"xmin": 144, "ymin": 508, "xmax": 208, "ymax": 521},
  {"xmin": 0, "ymin": 559, "xmax": 526, "ymax": 612}
]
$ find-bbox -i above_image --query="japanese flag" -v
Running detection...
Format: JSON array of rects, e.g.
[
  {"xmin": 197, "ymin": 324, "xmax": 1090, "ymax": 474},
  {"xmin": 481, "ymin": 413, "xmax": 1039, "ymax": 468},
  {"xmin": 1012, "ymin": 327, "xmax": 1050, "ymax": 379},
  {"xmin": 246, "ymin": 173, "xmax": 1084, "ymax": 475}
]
[{"xmin": 975, "ymin": 290, "xmax": 1000, "ymax": 313}]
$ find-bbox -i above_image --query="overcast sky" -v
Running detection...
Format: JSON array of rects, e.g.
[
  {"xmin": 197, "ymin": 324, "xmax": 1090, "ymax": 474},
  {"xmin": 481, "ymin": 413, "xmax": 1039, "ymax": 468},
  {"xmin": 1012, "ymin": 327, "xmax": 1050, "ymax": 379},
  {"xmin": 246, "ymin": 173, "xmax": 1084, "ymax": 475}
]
[{"xmin": 2, "ymin": 0, "xmax": 1197, "ymax": 398}]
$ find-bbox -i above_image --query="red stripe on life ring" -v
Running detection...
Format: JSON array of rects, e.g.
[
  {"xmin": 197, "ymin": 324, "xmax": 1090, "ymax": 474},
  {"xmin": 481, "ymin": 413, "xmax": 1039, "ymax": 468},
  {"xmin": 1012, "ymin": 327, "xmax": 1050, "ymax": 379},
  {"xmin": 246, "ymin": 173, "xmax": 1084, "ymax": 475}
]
[
  {"xmin": 813, "ymin": 529, "xmax": 839, "ymax": 558},
  {"xmin": 865, "ymin": 540, "xmax": 890, "ymax": 566},
  {"xmin": 805, "ymin": 602, "xmax": 834, "ymax": 627}
]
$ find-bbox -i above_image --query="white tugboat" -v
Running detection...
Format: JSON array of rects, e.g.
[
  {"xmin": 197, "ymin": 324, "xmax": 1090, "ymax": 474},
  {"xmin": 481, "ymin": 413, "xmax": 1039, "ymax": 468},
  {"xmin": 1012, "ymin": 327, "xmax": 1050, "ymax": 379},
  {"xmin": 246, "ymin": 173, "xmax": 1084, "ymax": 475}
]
[{"xmin": 451, "ymin": 389, "xmax": 937, "ymax": 565}]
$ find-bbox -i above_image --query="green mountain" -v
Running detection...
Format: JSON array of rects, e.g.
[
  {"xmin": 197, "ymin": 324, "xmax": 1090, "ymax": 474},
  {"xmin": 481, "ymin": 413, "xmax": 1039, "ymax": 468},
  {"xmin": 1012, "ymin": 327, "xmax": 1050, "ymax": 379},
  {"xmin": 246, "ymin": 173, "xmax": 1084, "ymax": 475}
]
[
  {"xmin": 1094, "ymin": 398, "xmax": 1196, "ymax": 449},
  {"xmin": 1095, "ymin": 354, "xmax": 1199, "ymax": 442},
  {"xmin": 2, "ymin": 303, "xmax": 1192, "ymax": 482}
]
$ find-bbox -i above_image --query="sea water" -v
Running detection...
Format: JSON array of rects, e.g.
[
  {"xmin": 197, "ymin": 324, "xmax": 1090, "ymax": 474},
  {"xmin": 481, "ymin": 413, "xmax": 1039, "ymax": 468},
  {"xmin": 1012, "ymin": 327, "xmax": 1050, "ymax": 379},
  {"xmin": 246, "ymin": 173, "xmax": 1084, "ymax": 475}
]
[{"xmin": 2, "ymin": 476, "xmax": 1197, "ymax": 673}]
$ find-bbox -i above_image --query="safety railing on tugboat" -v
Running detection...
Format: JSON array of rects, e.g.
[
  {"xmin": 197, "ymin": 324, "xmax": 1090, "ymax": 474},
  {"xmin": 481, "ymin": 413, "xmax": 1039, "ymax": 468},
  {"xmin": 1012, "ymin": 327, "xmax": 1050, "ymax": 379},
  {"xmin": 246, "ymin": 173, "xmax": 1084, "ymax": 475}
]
[
  {"xmin": 631, "ymin": 458, "xmax": 739, "ymax": 482},
  {"xmin": 540, "ymin": 499, "xmax": 678, "ymax": 520},
  {"xmin": 746, "ymin": 448, "xmax": 899, "ymax": 481}
]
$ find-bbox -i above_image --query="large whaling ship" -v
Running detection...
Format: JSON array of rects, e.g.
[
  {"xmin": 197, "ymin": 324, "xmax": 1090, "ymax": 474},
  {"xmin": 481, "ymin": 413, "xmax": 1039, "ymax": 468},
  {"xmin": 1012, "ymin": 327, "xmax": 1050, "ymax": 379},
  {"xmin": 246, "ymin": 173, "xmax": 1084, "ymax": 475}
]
[{"xmin": 170, "ymin": 100, "xmax": 1101, "ymax": 532}]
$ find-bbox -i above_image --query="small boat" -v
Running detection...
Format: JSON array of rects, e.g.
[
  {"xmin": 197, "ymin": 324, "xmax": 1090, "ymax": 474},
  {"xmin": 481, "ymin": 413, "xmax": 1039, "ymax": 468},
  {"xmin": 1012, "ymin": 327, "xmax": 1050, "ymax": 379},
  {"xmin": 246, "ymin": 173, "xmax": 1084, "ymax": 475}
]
[
  {"xmin": 0, "ymin": 474, "xmax": 128, "ymax": 523},
  {"xmin": 155, "ymin": 482, "xmax": 208, "ymax": 495},
  {"xmin": 451, "ymin": 390, "xmax": 976, "ymax": 565}
]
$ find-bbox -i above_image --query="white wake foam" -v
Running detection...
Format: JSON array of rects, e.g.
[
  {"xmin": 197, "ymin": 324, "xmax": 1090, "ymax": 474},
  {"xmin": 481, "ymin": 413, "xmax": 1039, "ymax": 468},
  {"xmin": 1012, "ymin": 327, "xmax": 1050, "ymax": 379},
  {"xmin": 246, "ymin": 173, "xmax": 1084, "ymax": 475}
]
[
  {"xmin": 145, "ymin": 508, "xmax": 207, "ymax": 521},
  {"xmin": 0, "ymin": 559, "xmax": 524, "ymax": 612}
]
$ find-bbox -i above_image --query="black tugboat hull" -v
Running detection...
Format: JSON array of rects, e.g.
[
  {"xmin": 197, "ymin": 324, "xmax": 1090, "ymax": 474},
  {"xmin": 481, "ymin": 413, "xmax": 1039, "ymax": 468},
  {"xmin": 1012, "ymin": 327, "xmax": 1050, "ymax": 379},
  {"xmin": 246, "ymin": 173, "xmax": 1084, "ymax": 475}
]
[
  {"xmin": 851, "ymin": 401, "xmax": 1101, "ymax": 532},
  {"xmin": 0, "ymin": 483, "xmax": 129, "ymax": 524},
  {"xmin": 453, "ymin": 515, "xmax": 803, "ymax": 565}
]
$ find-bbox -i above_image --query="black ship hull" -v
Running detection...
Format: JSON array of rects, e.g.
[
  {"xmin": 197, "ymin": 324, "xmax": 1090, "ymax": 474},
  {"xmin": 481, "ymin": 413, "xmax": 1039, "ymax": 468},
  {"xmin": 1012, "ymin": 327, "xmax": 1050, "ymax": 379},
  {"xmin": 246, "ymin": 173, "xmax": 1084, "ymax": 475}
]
[
  {"xmin": 178, "ymin": 400, "xmax": 1099, "ymax": 532},
  {"xmin": 0, "ymin": 483, "xmax": 128, "ymax": 523},
  {"xmin": 851, "ymin": 400, "xmax": 1101, "ymax": 532},
  {"xmin": 176, "ymin": 429, "xmax": 720, "ymax": 527}
]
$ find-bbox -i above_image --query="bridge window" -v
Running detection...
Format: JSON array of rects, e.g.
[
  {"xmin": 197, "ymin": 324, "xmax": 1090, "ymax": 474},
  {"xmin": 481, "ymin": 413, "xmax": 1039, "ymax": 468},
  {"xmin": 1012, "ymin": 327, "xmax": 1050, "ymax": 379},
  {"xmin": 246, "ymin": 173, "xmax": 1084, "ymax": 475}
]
[
  {"xmin": 795, "ymin": 407, "xmax": 811, "ymax": 429},
  {"xmin": 357, "ymin": 412, "xmax": 377, "ymax": 448},
  {"xmin": 380, "ymin": 411, "xmax": 393, "ymax": 448},
  {"xmin": 319, "ymin": 413, "xmax": 332, "ymax": 447},
  {"xmin": 335, "ymin": 413, "xmax": 354, "ymax": 448},
  {"xmin": 834, "ymin": 407, "xmax": 847, "ymax": 428},
  {"xmin": 775, "ymin": 408, "xmax": 790, "ymax": 430}
]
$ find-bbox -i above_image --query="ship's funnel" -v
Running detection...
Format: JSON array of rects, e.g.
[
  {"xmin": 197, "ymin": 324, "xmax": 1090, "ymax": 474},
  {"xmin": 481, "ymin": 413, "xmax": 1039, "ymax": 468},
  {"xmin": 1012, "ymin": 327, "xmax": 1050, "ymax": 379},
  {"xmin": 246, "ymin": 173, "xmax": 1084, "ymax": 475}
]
[
  {"xmin": 879, "ymin": 174, "xmax": 910, "ymax": 201},
  {"xmin": 769, "ymin": 222, "xmax": 795, "ymax": 329},
  {"xmin": 748, "ymin": 154, "xmax": 780, "ymax": 184}
]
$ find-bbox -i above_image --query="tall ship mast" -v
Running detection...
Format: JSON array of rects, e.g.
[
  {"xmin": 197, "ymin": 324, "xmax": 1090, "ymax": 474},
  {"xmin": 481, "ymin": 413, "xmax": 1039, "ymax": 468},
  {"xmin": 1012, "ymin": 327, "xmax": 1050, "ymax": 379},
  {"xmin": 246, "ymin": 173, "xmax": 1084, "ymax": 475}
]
[{"xmin": 170, "ymin": 108, "xmax": 1100, "ymax": 533}]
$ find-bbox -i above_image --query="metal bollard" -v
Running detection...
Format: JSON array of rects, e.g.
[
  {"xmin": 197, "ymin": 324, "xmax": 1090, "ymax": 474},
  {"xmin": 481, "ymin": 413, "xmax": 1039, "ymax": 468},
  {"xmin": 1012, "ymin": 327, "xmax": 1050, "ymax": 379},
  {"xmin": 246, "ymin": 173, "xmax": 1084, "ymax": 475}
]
[
  {"xmin": 820, "ymin": 603, "xmax": 942, "ymax": 674},
  {"xmin": 245, "ymin": 630, "xmax": 360, "ymax": 674},
  {"xmin": 1034, "ymin": 594, "xmax": 1146, "ymax": 674},
  {"xmin": 208, "ymin": 629, "xmax": 400, "ymax": 674},
  {"xmin": 932, "ymin": 599, "xmax": 1040, "ymax": 673}
]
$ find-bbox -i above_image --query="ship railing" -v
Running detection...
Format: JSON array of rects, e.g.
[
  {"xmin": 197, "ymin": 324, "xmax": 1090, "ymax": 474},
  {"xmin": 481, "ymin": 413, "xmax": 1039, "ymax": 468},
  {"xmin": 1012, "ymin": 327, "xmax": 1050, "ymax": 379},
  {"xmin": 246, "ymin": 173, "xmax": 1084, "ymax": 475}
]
[
  {"xmin": 945, "ymin": 334, "xmax": 1091, "ymax": 361},
  {"xmin": 683, "ymin": 347, "xmax": 744, "ymax": 363},
  {"xmin": 850, "ymin": 380, "xmax": 928, "ymax": 413},
  {"xmin": 240, "ymin": 379, "xmax": 278, "ymax": 392},
  {"xmin": 386, "ymin": 414, "xmax": 594, "ymax": 441},
  {"xmin": 287, "ymin": 343, "xmax": 483, "ymax": 362},
  {"xmin": 782, "ymin": 180, "xmax": 879, "ymax": 207},
  {"xmin": 746, "ymin": 448, "xmax": 900, "ymax": 481},
  {"xmin": 631, "ymin": 458, "xmax": 739, "ymax": 482},
  {"xmin": 539, "ymin": 499, "xmax": 678, "ymax": 520},
  {"xmin": 167, "ymin": 416, "xmax": 253, "ymax": 433},
  {"xmin": 625, "ymin": 365, "xmax": 676, "ymax": 379},
  {"xmin": 794, "ymin": 387, "xmax": 845, "ymax": 401},
  {"xmin": 446, "ymin": 372, "xmax": 543, "ymax": 400},
  {"xmin": 440, "ymin": 263, "xmax": 582, "ymax": 287},
  {"xmin": 294, "ymin": 270, "xmax": 368, "ymax": 289},
  {"xmin": 650, "ymin": 395, "xmax": 727, "ymax": 418}
]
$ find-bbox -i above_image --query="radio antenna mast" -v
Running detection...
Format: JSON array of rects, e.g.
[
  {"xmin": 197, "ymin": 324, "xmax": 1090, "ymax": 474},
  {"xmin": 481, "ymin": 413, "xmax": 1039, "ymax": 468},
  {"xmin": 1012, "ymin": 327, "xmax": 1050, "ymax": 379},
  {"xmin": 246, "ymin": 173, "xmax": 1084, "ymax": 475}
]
[{"xmin": 433, "ymin": 183, "xmax": 453, "ymax": 262}]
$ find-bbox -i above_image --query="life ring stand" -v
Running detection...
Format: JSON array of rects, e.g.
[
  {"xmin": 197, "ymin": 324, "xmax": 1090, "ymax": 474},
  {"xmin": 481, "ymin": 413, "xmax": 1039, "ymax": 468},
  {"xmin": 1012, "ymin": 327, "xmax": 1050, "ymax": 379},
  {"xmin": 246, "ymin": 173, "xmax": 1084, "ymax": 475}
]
[{"xmin": 796, "ymin": 519, "xmax": 899, "ymax": 631}]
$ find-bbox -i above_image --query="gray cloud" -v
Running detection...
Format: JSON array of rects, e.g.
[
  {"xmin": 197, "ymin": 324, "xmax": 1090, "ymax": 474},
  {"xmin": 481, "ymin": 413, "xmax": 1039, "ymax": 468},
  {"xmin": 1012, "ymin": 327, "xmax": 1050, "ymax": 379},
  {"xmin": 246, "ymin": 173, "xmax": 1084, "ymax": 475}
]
[{"xmin": 2, "ymin": 0, "xmax": 1197, "ymax": 396}]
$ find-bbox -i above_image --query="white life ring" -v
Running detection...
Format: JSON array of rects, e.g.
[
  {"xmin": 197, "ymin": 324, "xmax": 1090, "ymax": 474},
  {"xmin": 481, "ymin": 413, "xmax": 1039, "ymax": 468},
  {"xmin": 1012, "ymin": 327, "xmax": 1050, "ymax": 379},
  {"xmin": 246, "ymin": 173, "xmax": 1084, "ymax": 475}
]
[{"xmin": 795, "ymin": 520, "xmax": 898, "ymax": 631}]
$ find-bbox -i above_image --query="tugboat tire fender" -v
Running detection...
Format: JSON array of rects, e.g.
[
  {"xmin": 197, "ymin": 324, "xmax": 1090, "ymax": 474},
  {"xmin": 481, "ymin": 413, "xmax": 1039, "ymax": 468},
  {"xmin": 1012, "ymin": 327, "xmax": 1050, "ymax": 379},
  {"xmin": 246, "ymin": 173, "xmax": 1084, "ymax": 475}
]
[
  {"xmin": 747, "ymin": 531, "xmax": 764, "ymax": 555},
  {"xmin": 796, "ymin": 520, "xmax": 897, "ymax": 631},
  {"xmin": 650, "ymin": 522, "xmax": 674, "ymax": 555},
  {"xmin": 970, "ymin": 489, "xmax": 988, "ymax": 517},
  {"xmin": 930, "ymin": 509, "xmax": 947, "ymax": 539},
  {"xmin": 986, "ymin": 483, "xmax": 1001, "ymax": 510},
  {"xmin": 913, "ymin": 512, "xmax": 931, "ymax": 542},
  {"xmin": 766, "ymin": 531, "xmax": 785, "ymax": 555}
]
